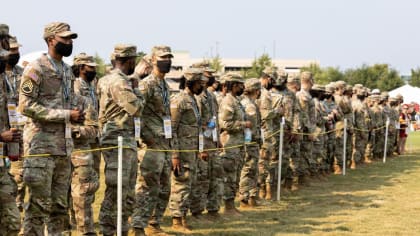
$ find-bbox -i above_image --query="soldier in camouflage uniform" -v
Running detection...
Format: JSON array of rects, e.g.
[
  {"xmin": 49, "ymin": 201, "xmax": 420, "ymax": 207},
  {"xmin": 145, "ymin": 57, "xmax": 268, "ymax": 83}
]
[
  {"xmin": 351, "ymin": 87, "xmax": 369, "ymax": 167},
  {"xmin": 97, "ymin": 44, "xmax": 143, "ymax": 236},
  {"xmin": 4, "ymin": 35, "xmax": 25, "ymax": 212},
  {"xmin": 191, "ymin": 63, "xmax": 223, "ymax": 221},
  {"xmin": 296, "ymin": 72, "xmax": 317, "ymax": 182},
  {"xmin": 132, "ymin": 46, "xmax": 173, "ymax": 236},
  {"xmin": 371, "ymin": 94, "xmax": 385, "ymax": 159},
  {"xmin": 169, "ymin": 68, "xmax": 207, "ymax": 232},
  {"xmin": 18, "ymin": 22, "xmax": 84, "ymax": 235},
  {"xmin": 239, "ymin": 78, "xmax": 261, "ymax": 207},
  {"xmin": 219, "ymin": 72, "xmax": 250, "ymax": 215},
  {"xmin": 344, "ymin": 85, "xmax": 354, "ymax": 168},
  {"xmin": 388, "ymin": 97, "xmax": 400, "ymax": 156},
  {"xmin": 0, "ymin": 47, "xmax": 22, "ymax": 236},
  {"xmin": 71, "ymin": 53, "xmax": 100, "ymax": 235},
  {"xmin": 323, "ymin": 83, "xmax": 341, "ymax": 172},
  {"xmin": 257, "ymin": 67, "xmax": 277, "ymax": 200},
  {"xmin": 332, "ymin": 81, "xmax": 349, "ymax": 174},
  {"xmin": 380, "ymin": 92, "xmax": 391, "ymax": 158},
  {"xmin": 364, "ymin": 95, "xmax": 376, "ymax": 162}
]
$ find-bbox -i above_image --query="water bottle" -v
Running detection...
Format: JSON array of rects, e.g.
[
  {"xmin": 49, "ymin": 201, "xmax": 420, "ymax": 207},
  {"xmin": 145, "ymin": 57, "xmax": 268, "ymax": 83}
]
[{"xmin": 244, "ymin": 128, "xmax": 252, "ymax": 143}]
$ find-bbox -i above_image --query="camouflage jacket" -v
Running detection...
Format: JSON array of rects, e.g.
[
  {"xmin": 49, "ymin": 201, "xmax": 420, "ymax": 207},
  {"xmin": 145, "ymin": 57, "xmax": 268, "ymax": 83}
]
[
  {"xmin": 258, "ymin": 87, "xmax": 276, "ymax": 133},
  {"xmin": 352, "ymin": 99, "xmax": 368, "ymax": 131},
  {"xmin": 196, "ymin": 89, "xmax": 219, "ymax": 147},
  {"xmin": 171, "ymin": 89, "xmax": 201, "ymax": 153},
  {"xmin": 241, "ymin": 96, "xmax": 261, "ymax": 144},
  {"xmin": 296, "ymin": 89, "xmax": 316, "ymax": 133},
  {"xmin": 138, "ymin": 73, "xmax": 172, "ymax": 148},
  {"xmin": 97, "ymin": 68, "xmax": 143, "ymax": 149},
  {"xmin": 4, "ymin": 66, "xmax": 23, "ymax": 105},
  {"xmin": 219, "ymin": 93, "xmax": 245, "ymax": 148},
  {"xmin": 18, "ymin": 54, "xmax": 78, "ymax": 156}
]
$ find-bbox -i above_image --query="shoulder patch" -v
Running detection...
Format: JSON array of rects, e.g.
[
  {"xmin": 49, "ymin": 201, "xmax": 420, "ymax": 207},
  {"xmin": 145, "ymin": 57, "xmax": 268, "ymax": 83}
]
[{"xmin": 21, "ymin": 80, "xmax": 34, "ymax": 94}]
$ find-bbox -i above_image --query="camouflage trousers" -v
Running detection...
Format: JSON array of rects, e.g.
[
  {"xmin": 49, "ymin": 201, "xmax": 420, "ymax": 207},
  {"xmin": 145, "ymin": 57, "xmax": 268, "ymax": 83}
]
[
  {"xmin": 71, "ymin": 144, "xmax": 100, "ymax": 235},
  {"xmin": 288, "ymin": 139, "xmax": 304, "ymax": 177},
  {"xmin": 346, "ymin": 132, "xmax": 353, "ymax": 163},
  {"xmin": 374, "ymin": 130, "xmax": 384, "ymax": 159},
  {"xmin": 239, "ymin": 144, "xmax": 259, "ymax": 202},
  {"xmin": 189, "ymin": 155, "xmax": 208, "ymax": 215},
  {"xmin": 89, "ymin": 141, "xmax": 102, "ymax": 178},
  {"xmin": 0, "ymin": 166, "xmax": 21, "ymax": 235},
  {"xmin": 387, "ymin": 128, "xmax": 397, "ymax": 156},
  {"xmin": 206, "ymin": 151, "xmax": 224, "ymax": 212},
  {"xmin": 99, "ymin": 146, "xmax": 137, "ymax": 235},
  {"xmin": 326, "ymin": 133, "xmax": 335, "ymax": 168},
  {"xmin": 169, "ymin": 151, "xmax": 197, "ymax": 217},
  {"xmin": 352, "ymin": 130, "xmax": 368, "ymax": 163},
  {"xmin": 222, "ymin": 147, "xmax": 245, "ymax": 200},
  {"xmin": 9, "ymin": 160, "xmax": 25, "ymax": 211},
  {"xmin": 132, "ymin": 142, "xmax": 171, "ymax": 229},
  {"xmin": 313, "ymin": 134, "xmax": 328, "ymax": 172},
  {"xmin": 301, "ymin": 136, "xmax": 316, "ymax": 174},
  {"xmin": 22, "ymin": 155, "xmax": 71, "ymax": 235},
  {"xmin": 334, "ymin": 126, "xmax": 345, "ymax": 168}
]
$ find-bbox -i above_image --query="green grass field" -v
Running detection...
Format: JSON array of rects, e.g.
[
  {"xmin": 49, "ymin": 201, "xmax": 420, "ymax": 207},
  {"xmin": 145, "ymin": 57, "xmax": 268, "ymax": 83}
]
[{"xmin": 88, "ymin": 132, "xmax": 420, "ymax": 235}]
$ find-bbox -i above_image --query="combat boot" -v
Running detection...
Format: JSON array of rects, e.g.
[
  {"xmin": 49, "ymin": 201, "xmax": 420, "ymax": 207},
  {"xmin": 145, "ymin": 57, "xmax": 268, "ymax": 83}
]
[
  {"xmin": 172, "ymin": 217, "xmax": 192, "ymax": 233},
  {"xmin": 145, "ymin": 223, "xmax": 169, "ymax": 236},
  {"xmin": 333, "ymin": 165, "xmax": 342, "ymax": 175},
  {"xmin": 290, "ymin": 177, "xmax": 299, "ymax": 192},
  {"xmin": 248, "ymin": 196, "xmax": 258, "ymax": 207},
  {"xmin": 182, "ymin": 216, "xmax": 193, "ymax": 231},
  {"xmin": 206, "ymin": 210, "xmax": 223, "ymax": 222},
  {"xmin": 132, "ymin": 228, "xmax": 145, "ymax": 236},
  {"xmin": 364, "ymin": 156, "xmax": 372, "ymax": 164},
  {"xmin": 299, "ymin": 175, "xmax": 311, "ymax": 186},
  {"xmin": 265, "ymin": 185, "xmax": 272, "ymax": 200},
  {"xmin": 350, "ymin": 160, "xmax": 356, "ymax": 169},
  {"xmin": 240, "ymin": 199, "xmax": 250, "ymax": 209},
  {"xmin": 258, "ymin": 185, "xmax": 266, "ymax": 199},
  {"xmin": 224, "ymin": 199, "xmax": 242, "ymax": 216},
  {"xmin": 191, "ymin": 212, "xmax": 210, "ymax": 224}
]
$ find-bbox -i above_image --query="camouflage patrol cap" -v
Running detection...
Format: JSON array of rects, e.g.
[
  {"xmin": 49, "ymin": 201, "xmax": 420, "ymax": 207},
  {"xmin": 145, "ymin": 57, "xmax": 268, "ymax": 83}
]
[
  {"xmin": 0, "ymin": 24, "xmax": 9, "ymax": 36},
  {"xmin": 8, "ymin": 36, "xmax": 22, "ymax": 49},
  {"xmin": 345, "ymin": 84, "xmax": 353, "ymax": 92},
  {"xmin": 353, "ymin": 84, "xmax": 363, "ymax": 93},
  {"xmin": 183, "ymin": 68, "xmax": 203, "ymax": 81},
  {"xmin": 370, "ymin": 94, "xmax": 381, "ymax": 102},
  {"xmin": 311, "ymin": 84, "xmax": 325, "ymax": 91},
  {"xmin": 244, "ymin": 78, "xmax": 261, "ymax": 91},
  {"xmin": 395, "ymin": 93, "xmax": 403, "ymax": 101},
  {"xmin": 325, "ymin": 83, "xmax": 335, "ymax": 94},
  {"xmin": 151, "ymin": 45, "xmax": 173, "ymax": 58},
  {"xmin": 262, "ymin": 66, "xmax": 278, "ymax": 79},
  {"xmin": 287, "ymin": 74, "xmax": 300, "ymax": 83},
  {"xmin": 43, "ymin": 22, "xmax": 77, "ymax": 39},
  {"xmin": 222, "ymin": 72, "xmax": 243, "ymax": 83},
  {"xmin": 355, "ymin": 88, "xmax": 365, "ymax": 96},
  {"xmin": 389, "ymin": 97, "xmax": 398, "ymax": 102},
  {"xmin": 300, "ymin": 71, "xmax": 313, "ymax": 83},
  {"xmin": 381, "ymin": 91, "xmax": 389, "ymax": 98},
  {"xmin": 73, "ymin": 53, "xmax": 97, "ymax": 67},
  {"xmin": 191, "ymin": 61, "xmax": 216, "ymax": 73},
  {"xmin": 334, "ymin": 80, "xmax": 346, "ymax": 89},
  {"xmin": 371, "ymin": 88, "xmax": 380, "ymax": 95},
  {"xmin": 111, "ymin": 44, "xmax": 137, "ymax": 59}
]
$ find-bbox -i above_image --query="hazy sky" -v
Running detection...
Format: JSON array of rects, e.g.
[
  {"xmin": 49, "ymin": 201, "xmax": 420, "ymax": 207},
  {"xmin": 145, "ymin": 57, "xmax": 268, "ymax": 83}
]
[{"xmin": 2, "ymin": 0, "xmax": 420, "ymax": 74}]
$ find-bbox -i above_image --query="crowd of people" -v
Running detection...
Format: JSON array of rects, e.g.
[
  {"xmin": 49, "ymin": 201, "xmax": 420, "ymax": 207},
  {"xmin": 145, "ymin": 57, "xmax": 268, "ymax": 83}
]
[{"xmin": 0, "ymin": 21, "xmax": 413, "ymax": 236}]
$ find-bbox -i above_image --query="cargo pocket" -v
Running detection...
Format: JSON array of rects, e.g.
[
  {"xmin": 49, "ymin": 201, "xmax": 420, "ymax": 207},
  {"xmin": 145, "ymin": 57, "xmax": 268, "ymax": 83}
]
[{"xmin": 23, "ymin": 158, "xmax": 48, "ymax": 187}]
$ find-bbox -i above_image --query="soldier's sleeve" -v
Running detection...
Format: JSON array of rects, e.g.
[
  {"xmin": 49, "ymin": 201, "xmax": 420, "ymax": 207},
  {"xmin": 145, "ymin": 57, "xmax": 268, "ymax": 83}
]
[
  {"xmin": 170, "ymin": 95, "xmax": 181, "ymax": 155},
  {"xmin": 260, "ymin": 94, "xmax": 276, "ymax": 121},
  {"xmin": 71, "ymin": 95, "xmax": 98, "ymax": 140},
  {"xmin": 18, "ymin": 64, "xmax": 70, "ymax": 122},
  {"xmin": 219, "ymin": 99, "xmax": 244, "ymax": 132},
  {"xmin": 292, "ymin": 96, "xmax": 301, "ymax": 132},
  {"xmin": 110, "ymin": 77, "xmax": 143, "ymax": 117}
]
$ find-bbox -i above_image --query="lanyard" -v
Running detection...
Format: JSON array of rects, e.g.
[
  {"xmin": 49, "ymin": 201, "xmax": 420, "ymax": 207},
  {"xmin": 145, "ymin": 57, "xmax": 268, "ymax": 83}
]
[
  {"xmin": 161, "ymin": 79, "xmax": 170, "ymax": 114},
  {"xmin": 47, "ymin": 55, "xmax": 70, "ymax": 101},
  {"xmin": 190, "ymin": 94, "xmax": 201, "ymax": 128}
]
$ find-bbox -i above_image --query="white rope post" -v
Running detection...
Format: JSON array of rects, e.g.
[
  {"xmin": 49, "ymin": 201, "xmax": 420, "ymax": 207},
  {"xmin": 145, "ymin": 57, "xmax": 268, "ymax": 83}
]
[
  {"xmin": 342, "ymin": 119, "xmax": 347, "ymax": 176},
  {"xmin": 383, "ymin": 117, "xmax": 390, "ymax": 163},
  {"xmin": 117, "ymin": 136, "xmax": 123, "ymax": 236},
  {"xmin": 277, "ymin": 117, "xmax": 285, "ymax": 201}
]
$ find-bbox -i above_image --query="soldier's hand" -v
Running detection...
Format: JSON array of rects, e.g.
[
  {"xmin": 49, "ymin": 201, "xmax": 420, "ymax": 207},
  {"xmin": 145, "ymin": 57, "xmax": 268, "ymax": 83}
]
[
  {"xmin": 70, "ymin": 109, "xmax": 85, "ymax": 123},
  {"xmin": 260, "ymin": 149, "xmax": 268, "ymax": 160},
  {"xmin": 244, "ymin": 121, "xmax": 252, "ymax": 128},
  {"xmin": 1, "ymin": 128, "xmax": 21, "ymax": 142},
  {"xmin": 172, "ymin": 156, "xmax": 181, "ymax": 175}
]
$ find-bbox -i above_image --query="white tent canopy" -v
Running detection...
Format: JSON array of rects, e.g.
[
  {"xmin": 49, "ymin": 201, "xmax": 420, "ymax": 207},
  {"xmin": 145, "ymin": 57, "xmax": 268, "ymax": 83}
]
[
  {"xmin": 18, "ymin": 51, "xmax": 73, "ymax": 67},
  {"xmin": 389, "ymin": 84, "xmax": 420, "ymax": 104}
]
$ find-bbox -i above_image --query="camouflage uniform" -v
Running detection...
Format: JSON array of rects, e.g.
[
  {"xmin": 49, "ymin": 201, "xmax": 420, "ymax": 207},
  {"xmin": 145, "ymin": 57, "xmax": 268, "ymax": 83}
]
[
  {"xmin": 132, "ymin": 46, "xmax": 173, "ymax": 230},
  {"xmin": 239, "ymin": 78, "xmax": 261, "ymax": 203},
  {"xmin": 0, "ymin": 47, "xmax": 21, "ymax": 236},
  {"xmin": 351, "ymin": 90, "xmax": 369, "ymax": 164},
  {"xmin": 364, "ymin": 97, "xmax": 376, "ymax": 161},
  {"xmin": 97, "ymin": 45, "xmax": 144, "ymax": 235},
  {"xmin": 18, "ymin": 22, "xmax": 79, "ymax": 235},
  {"xmin": 371, "ymin": 96, "xmax": 384, "ymax": 159},
  {"xmin": 312, "ymin": 85, "xmax": 328, "ymax": 173},
  {"xmin": 71, "ymin": 54, "xmax": 100, "ymax": 235},
  {"xmin": 192, "ymin": 87, "xmax": 222, "ymax": 215},
  {"xmin": 333, "ymin": 82, "xmax": 349, "ymax": 170},
  {"xmin": 218, "ymin": 73, "xmax": 245, "ymax": 204},
  {"xmin": 169, "ymin": 69, "xmax": 203, "ymax": 218}
]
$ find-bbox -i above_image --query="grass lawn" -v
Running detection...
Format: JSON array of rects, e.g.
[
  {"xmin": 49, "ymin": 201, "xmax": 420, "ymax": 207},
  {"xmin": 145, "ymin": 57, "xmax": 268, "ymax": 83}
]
[{"xmin": 88, "ymin": 132, "xmax": 420, "ymax": 235}]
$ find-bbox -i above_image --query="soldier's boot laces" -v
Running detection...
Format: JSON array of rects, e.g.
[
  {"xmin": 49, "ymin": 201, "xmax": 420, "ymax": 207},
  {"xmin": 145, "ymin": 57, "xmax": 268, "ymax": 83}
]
[
  {"xmin": 265, "ymin": 185, "xmax": 272, "ymax": 200},
  {"xmin": 145, "ymin": 223, "xmax": 170, "ymax": 236}
]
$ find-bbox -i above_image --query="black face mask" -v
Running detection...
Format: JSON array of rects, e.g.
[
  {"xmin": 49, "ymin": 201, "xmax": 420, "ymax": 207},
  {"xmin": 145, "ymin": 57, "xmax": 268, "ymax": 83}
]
[
  {"xmin": 55, "ymin": 41, "xmax": 73, "ymax": 57},
  {"xmin": 7, "ymin": 53, "xmax": 20, "ymax": 67},
  {"xmin": 0, "ymin": 59, "xmax": 6, "ymax": 74},
  {"xmin": 207, "ymin": 76, "xmax": 215, "ymax": 86},
  {"xmin": 214, "ymin": 83, "xmax": 221, "ymax": 91},
  {"xmin": 194, "ymin": 86, "xmax": 204, "ymax": 95},
  {"xmin": 357, "ymin": 95, "xmax": 365, "ymax": 101},
  {"xmin": 235, "ymin": 88, "xmax": 244, "ymax": 97},
  {"xmin": 310, "ymin": 90, "xmax": 319, "ymax": 98},
  {"xmin": 265, "ymin": 82, "xmax": 273, "ymax": 90},
  {"xmin": 156, "ymin": 60, "xmax": 171, "ymax": 73},
  {"xmin": 325, "ymin": 94, "xmax": 332, "ymax": 100},
  {"xmin": 84, "ymin": 71, "xmax": 97, "ymax": 82}
]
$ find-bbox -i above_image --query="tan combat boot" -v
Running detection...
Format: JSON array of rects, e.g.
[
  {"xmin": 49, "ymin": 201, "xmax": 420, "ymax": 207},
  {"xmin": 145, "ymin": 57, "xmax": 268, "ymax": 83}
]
[
  {"xmin": 259, "ymin": 185, "xmax": 266, "ymax": 199},
  {"xmin": 333, "ymin": 165, "xmax": 342, "ymax": 175},
  {"xmin": 265, "ymin": 185, "xmax": 272, "ymax": 200},
  {"xmin": 239, "ymin": 199, "xmax": 250, "ymax": 209},
  {"xmin": 145, "ymin": 223, "xmax": 169, "ymax": 236},
  {"xmin": 206, "ymin": 210, "xmax": 223, "ymax": 222},
  {"xmin": 248, "ymin": 196, "xmax": 258, "ymax": 207},
  {"xmin": 224, "ymin": 199, "xmax": 242, "ymax": 216},
  {"xmin": 364, "ymin": 156, "xmax": 372, "ymax": 164},
  {"xmin": 350, "ymin": 160, "xmax": 356, "ymax": 169},
  {"xmin": 291, "ymin": 177, "xmax": 299, "ymax": 192},
  {"xmin": 133, "ymin": 228, "xmax": 146, "ymax": 236}
]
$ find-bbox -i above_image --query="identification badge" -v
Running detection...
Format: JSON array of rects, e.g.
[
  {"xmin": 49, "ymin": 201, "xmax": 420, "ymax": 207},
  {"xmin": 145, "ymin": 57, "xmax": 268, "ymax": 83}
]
[
  {"xmin": 134, "ymin": 117, "xmax": 141, "ymax": 140},
  {"xmin": 7, "ymin": 103, "xmax": 18, "ymax": 126},
  {"xmin": 199, "ymin": 133, "xmax": 204, "ymax": 153},
  {"xmin": 212, "ymin": 128, "xmax": 218, "ymax": 142},
  {"xmin": 65, "ymin": 123, "xmax": 72, "ymax": 139},
  {"xmin": 261, "ymin": 128, "xmax": 265, "ymax": 143},
  {"xmin": 0, "ymin": 142, "xmax": 4, "ymax": 167},
  {"xmin": 163, "ymin": 116, "xmax": 172, "ymax": 139}
]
